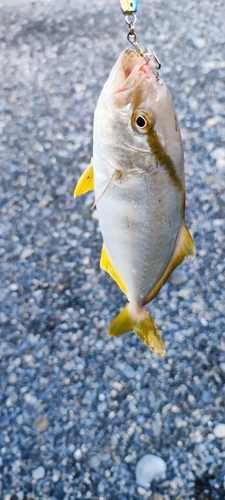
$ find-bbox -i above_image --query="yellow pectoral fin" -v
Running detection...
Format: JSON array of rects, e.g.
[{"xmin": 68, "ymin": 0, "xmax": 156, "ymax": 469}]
[
  {"xmin": 74, "ymin": 162, "xmax": 94, "ymax": 197},
  {"xmin": 144, "ymin": 222, "xmax": 195, "ymax": 305},
  {"xmin": 109, "ymin": 303, "xmax": 166, "ymax": 359},
  {"xmin": 100, "ymin": 244, "xmax": 129, "ymax": 299}
]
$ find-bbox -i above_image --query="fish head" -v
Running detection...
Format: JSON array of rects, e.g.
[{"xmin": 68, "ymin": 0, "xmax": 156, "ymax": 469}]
[{"xmin": 94, "ymin": 49, "xmax": 183, "ymax": 179}]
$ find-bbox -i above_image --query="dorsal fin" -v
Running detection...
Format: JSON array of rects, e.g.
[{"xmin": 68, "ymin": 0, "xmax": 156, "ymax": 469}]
[
  {"xmin": 74, "ymin": 162, "xmax": 94, "ymax": 197},
  {"xmin": 144, "ymin": 222, "xmax": 195, "ymax": 305}
]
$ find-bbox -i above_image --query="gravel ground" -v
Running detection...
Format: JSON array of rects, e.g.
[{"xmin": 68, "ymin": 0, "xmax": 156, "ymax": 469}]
[{"xmin": 0, "ymin": 0, "xmax": 225, "ymax": 499}]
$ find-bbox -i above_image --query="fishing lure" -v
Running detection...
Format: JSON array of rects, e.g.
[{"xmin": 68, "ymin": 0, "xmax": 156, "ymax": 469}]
[{"xmin": 120, "ymin": 0, "xmax": 138, "ymax": 14}]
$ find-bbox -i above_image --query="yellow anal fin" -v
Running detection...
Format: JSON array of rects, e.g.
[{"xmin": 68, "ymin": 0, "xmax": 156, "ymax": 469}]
[
  {"xmin": 100, "ymin": 244, "xmax": 129, "ymax": 299},
  {"xmin": 74, "ymin": 162, "xmax": 94, "ymax": 197},
  {"xmin": 109, "ymin": 303, "xmax": 166, "ymax": 359},
  {"xmin": 144, "ymin": 222, "xmax": 195, "ymax": 305}
]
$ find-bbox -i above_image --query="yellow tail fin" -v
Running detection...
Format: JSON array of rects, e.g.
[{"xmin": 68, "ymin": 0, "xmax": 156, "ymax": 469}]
[{"xmin": 109, "ymin": 304, "xmax": 166, "ymax": 359}]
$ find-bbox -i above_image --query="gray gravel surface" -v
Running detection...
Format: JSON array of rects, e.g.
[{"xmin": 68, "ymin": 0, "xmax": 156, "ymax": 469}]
[{"xmin": 0, "ymin": 0, "xmax": 225, "ymax": 499}]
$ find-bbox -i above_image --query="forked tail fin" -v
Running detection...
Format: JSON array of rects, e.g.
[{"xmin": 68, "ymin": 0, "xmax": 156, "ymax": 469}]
[{"xmin": 109, "ymin": 303, "xmax": 166, "ymax": 359}]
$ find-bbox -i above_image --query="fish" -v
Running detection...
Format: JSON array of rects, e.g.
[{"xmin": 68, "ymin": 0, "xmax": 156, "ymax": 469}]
[{"xmin": 74, "ymin": 49, "xmax": 195, "ymax": 358}]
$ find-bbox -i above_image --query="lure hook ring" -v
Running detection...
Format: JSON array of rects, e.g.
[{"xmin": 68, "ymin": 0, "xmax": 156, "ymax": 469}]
[{"xmin": 125, "ymin": 13, "xmax": 137, "ymax": 27}]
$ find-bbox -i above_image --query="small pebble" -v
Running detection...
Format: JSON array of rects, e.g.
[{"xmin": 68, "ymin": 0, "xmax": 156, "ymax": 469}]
[
  {"xmin": 213, "ymin": 423, "xmax": 225, "ymax": 438},
  {"xmin": 74, "ymin": 449, "xmax": 82, "ymax": 460},
  {"xmin": 177, "ymin": 288, "xmax": 192, "ymax": 299},
  {"xmin": 32, "ymin": 466, "xmax": 45, "ymax": 480},
  {"xmin": 97, "ymin": 481, "xmax": 105, "ymax": 493},
  {"xmin": 137, "ymin": 486, "xmax": 150, "ymax": 495},
  {"xmin": 151, "ymin": 494, "xmax": 164, "ymax": 500},
  {"xmin": 9, "ymin": 283, "xmax": 19, "ymax": 291},
  {"xmin": 170, "ymin": 269, "xmax": 187, "ymax": 285},
  {"xmin": 210, "ymin": 147, "xmax": 225, "ymax": 160},
  {"xmin": 175, "ymin": 417, "xmax": 187, "ymax": 428},
  {"xmin": 8, "ymin": 373, "xmax": 17, "ymax": 384},
  {"xmin": 52, "ymin": 471, "xmax": 61, "ymax": 482},
  {"xmin": 123, "ymin": 365, "xmax": 136, "ymax": 379},
  {"xmin": 20, "ymin": 247, "xmax": 34, "ymax": 260},
  {"xmin": 53, "ymin": 481, "xmax": 65, "ymax": 500},
  {"xmin": 135, "ymin": 454, "xmax": 167, "ymax": 488},
  {"xmin": 97, "ymin": 402, "xmax": 107, "ymax": 413},
  {"xmin": 35, "ymin": 416, "xmax": 49, "ymax": 431},
  {"xmin": 89, "ymin": 454, "xmax": 101, "ymax": 469},
  {"xmin": 192, "ymin": 36, "xmax": 206, "ymax": 48},
  {"xmin": 17, "ymin": 492, "xmax": 24, "ymax": 500}
]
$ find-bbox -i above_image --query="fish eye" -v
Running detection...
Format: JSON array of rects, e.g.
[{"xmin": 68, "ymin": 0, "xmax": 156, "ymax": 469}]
[
  {"xmin": 136, "ymin": 116, "xmax": 146, "ymax": 128},
  {"xmin": 132, "ymin": 109, "xmax": 154, "ymax": 134}
]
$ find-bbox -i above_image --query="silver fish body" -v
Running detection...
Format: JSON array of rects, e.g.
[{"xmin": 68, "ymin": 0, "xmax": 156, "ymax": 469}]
[{"xmin": 75, "ymin": 49, "xmax": 195, "ymax": 357}]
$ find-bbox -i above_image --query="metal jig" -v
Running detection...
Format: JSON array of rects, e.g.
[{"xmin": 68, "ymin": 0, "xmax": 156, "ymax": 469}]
[{"xmin": 120, "ymin": 1, "xmax": 138, "ymax": 15}]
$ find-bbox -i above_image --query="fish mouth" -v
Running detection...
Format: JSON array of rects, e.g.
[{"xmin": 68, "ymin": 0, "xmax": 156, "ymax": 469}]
[{"xmin": 105, "ymin": 49, "xmax": 156, "ymax": 96}]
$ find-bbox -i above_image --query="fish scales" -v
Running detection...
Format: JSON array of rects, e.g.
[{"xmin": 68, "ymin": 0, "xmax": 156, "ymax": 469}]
[
  {"xmin": 75, "ymin": 49, "xmax": 195, "ymax": 357},
  {"xmin": 94, "ymin": 170, "xmax": 182, "ymax": 305}
]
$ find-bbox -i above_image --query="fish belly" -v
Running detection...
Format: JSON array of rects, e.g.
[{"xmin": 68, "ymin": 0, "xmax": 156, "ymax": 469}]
[{"xmin": 95, "ymin": 167, "xmax": 183, "ymax": 305}]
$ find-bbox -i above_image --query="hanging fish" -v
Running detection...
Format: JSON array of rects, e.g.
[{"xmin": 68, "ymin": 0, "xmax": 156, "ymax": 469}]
[{"xmin": 74, "ymin": 49, "xmax": 195, "ymax": 358}]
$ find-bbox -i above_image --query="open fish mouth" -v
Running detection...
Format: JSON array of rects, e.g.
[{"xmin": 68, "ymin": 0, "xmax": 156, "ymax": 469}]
[{"xmin": 105, "ymin": 49, "xmax": 157, "ymax": 95}]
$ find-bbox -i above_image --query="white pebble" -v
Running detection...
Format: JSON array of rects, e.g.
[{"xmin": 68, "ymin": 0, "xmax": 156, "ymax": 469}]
[
  {"xmin": 17, "ymin": 492, "xmax": 24, "ymax": 500},
  {"xmin": 213, "ymin": 423, "xmax": 225, "ymax": 438},
  {"xmin": 170, "ymin": 269, "xmax": 187, "ymax": 285},
  {"xmin": 97, "ymin": 402, "xmax": 107, "ymax": 413},
  {"xmin": 177, "ymin": 288, "xmax": 192, "ymax": 299},
  {"xmin": 210, "ymin": 147, "xmax": 225, "ymax": 160},
  {"xmin": 89, "ymin": 455, "xmax": 101, "ymax": 469},
  {"xmin": 24, "ymin": 393, "xmax": 38, "ymax": 405},
  {"xmin": 137, "ymin": 486, "xmax": 149, "ymax": 495},
  {"xmin": 135, "ymin": 454, "xmax": 167, "ymax": 488},
  {"xmin": 213, "ymin": 219, "xmax": 223, "ymax": 227},
  {"xmin": 9, "ymin": 283, "xmax": 19, "ymax": 291},
  {"xmin": 32, "ymin": 466, "xmax": 45, "ymax": 480},
  {"xmin": 175, "ymin": 417, "xmax": 187, "ymax": 428},
  {"xmin": 52, "ymin": 470, "xmax": 60, "ymax": 482},
  {"xmin": 20, "ymin": 247, "xmax": 34, "ymax": 260},
  {"xmin": 192, "ymin": 37, "xmax": 206, "ymax": 49},
  {"xmin": 68, "ymin": 444, "xmax": 75, "ymax": 453},
  {"xmin": 74, "ymin": 448, "xmax": 82, "ymax": 460},
  {"xmin": 8, "ymin": 373, "xmax": 17, "ymax": 384}
]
